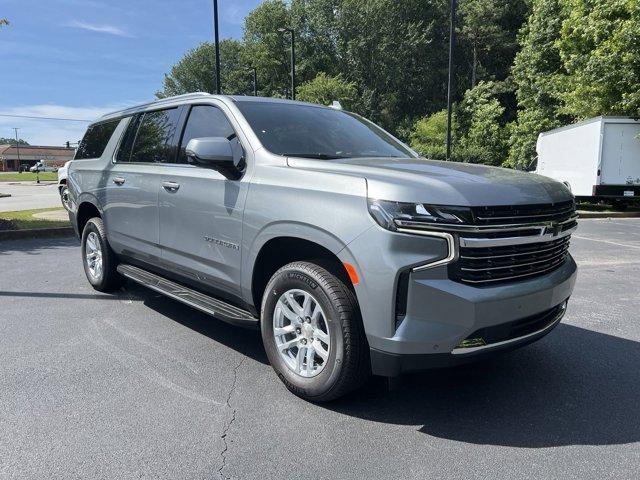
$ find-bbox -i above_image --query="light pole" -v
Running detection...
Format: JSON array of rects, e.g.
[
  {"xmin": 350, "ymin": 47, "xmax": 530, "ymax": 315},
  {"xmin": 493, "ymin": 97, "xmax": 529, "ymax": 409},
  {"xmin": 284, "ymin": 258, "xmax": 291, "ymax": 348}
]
[
  {"xmin": 247, "ymin": 66, "xmax": 258, "ymax": 96},
  {"xmin": 446, "ymin": 0, "xmax": 457, "ymax": 161},
  {"xmin": 13, "ymin": 127, "xmax": 21, "ymax": 172},
  {"xmin": 278, "ymin": 27, "xmax": 296, "ymax": 100},
  {"xmin": 213, "ymin": 0, "xmax": 221, "ymax": 94}
]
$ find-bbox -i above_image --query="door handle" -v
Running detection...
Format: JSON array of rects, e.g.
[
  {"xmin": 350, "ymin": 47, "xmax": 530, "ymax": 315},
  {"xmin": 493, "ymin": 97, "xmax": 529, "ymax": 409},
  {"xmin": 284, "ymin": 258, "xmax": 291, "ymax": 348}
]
[
  {"xmin": 113, "ymin": 177, "xmax": 125, "ymax": 185},
  {"xmin": 162, "ymin": 181, "xmax": 180, "ymax": 192}
]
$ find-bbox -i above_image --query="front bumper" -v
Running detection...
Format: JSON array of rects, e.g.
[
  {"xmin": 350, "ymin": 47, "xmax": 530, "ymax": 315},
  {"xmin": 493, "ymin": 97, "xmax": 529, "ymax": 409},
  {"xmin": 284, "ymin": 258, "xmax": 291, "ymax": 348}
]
[{"xmin": 339, "ymin": 226, "xmax": 578, "ymax": 376}]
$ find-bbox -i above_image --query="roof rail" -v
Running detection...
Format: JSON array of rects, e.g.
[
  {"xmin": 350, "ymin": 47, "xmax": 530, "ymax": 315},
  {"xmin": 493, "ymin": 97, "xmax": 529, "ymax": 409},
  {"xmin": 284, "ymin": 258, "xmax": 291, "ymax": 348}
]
[{"xmin": 100, "ymin": 92, "xmax": 214, "ymax": 119}]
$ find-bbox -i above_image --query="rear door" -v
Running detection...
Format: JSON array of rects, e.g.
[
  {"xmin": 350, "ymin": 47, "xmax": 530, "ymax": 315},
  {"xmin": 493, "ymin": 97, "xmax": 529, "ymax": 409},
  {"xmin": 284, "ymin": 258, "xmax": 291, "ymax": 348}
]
[
  {"xmin": 601, "ymin": 122, "xmax": 640, "ymax": 185},
  {"xmin": 158, "ymin": 103, "xmax": 249, "ymax": 298},
  {"xmin": 103, "ymin": 107, "xmax": 182, "ymax": 262}
]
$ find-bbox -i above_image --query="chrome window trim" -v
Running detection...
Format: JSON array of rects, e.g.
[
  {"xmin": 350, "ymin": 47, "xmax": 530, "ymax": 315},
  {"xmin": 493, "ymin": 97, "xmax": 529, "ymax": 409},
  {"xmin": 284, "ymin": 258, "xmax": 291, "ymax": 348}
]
[{"xmin": 452, "ymin": 301, "xmax": 567, "ymax": 354}]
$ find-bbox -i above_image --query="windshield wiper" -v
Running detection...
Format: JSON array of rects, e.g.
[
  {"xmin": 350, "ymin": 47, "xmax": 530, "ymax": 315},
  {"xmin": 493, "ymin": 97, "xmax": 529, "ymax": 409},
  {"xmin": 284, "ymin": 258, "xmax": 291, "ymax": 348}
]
[{"xmin": 282, "ymin": 153, "xmax": 348, "ymax": 160}]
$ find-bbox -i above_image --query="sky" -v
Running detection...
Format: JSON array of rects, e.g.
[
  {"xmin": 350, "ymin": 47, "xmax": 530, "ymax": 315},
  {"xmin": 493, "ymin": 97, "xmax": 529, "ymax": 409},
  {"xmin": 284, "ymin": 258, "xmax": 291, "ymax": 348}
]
[{"xmin": 0, "ymin": 0, "xmax": 263, "ymax": 146}]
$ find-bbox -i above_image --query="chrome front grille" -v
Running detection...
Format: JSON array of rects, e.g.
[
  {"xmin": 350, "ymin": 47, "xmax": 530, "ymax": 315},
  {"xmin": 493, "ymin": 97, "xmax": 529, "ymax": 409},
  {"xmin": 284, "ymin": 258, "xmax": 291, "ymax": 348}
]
[
  {"xmin": 449, "ymin": 201, "xmax": 577, "ymax": 285},
  {"xmin": 471, "ymin": 200, "xmax": 576, "ymax": 226},
  {"xmin": 450, "ymin": 236, "xmax": 571, "ymax": 284}
]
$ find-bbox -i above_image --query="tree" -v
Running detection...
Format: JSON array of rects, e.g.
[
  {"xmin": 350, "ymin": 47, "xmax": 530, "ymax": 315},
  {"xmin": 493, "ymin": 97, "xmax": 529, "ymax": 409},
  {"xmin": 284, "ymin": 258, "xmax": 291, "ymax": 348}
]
[
  {"xmin": 0, "ymin": 137, "xmax": 28, "ymax": 146},
  {"xmin": 557, "ymin": 0, "xmax": 640, "ymax": 118},
  {"xmin": 337, "ymin": 0, "xmax": 451, "ymax": 132},
  {"xmin": 508, "ymin": 0, "xmax": 568, "ymax": 169},
  {"xmin": 459, "ymin": 0, "xmax": 510, "ymax": 88},
  {"xmin": 242, "ymin": 0, "xmax": 295, "ymax": 98},
  {"xmin": 157, "ymin": 40, "xmax": 252, "ymax": 98},
  {"xmin": 297, "ymin": 73, "xmax": 357, "ymax": 108},
  {"xmin": 409, "ymin": 109, "xmax": 453, "ymax": 160},
  {"xmin": 457, "ymin": 81, "xmax": 510, "ymax": 165}
]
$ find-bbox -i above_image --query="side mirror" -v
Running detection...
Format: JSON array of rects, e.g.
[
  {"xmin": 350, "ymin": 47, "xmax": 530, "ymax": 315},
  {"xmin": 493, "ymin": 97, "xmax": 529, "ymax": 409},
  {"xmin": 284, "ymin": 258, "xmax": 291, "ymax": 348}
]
[{"xmin": 185, "ymin": 137, "xmax": 244, "ymax": 180}]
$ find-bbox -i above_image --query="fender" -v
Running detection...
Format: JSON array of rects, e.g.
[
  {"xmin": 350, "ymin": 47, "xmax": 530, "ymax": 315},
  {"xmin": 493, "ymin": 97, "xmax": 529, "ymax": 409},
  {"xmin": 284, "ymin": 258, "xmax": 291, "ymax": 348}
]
[{"xmin": 241, "ymin": 221, "xmax": 362, "ymax": 305}]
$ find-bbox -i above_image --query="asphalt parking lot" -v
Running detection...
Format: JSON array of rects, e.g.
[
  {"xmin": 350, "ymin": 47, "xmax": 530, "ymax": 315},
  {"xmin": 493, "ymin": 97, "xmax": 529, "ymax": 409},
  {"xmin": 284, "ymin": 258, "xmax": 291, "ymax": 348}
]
[{"xmin": 1, "ymin": 219, "xmax": 639, "ymax": 479}]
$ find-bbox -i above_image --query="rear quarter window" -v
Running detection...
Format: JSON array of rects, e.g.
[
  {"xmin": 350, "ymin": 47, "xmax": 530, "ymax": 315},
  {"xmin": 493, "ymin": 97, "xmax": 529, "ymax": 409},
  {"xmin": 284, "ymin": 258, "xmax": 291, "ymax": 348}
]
[{"xmin": 75, "ymin": 120, "xmax": 120, "ymax": 160}]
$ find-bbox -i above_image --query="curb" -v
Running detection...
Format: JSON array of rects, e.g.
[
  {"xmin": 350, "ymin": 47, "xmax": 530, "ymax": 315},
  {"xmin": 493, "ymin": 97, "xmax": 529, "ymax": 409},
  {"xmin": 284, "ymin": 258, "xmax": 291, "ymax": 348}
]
[
  {"xmin": 578, "ymin": 211, "xmax": 640, "ymax": 219},
  {"xmin": 0, "ymin": 226, "xmax": 75, "ymax": 241}
]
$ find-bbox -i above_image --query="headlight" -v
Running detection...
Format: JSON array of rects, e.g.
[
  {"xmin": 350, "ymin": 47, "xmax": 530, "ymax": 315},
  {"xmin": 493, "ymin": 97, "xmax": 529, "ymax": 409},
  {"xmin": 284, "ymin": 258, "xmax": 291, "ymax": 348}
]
[{"xmin": 368, "ymin": 199, "xmax": 473, "ymax": 232}]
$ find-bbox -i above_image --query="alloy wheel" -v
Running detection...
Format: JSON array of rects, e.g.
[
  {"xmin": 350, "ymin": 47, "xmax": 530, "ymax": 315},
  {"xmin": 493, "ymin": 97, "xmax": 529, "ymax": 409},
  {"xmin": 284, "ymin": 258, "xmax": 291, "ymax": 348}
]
[
  {"xmin": 273, "ymin": 289, "xmax": 331, "ymax": 378},
  {"xmin": 85, "ymin": 231, "xmax": 103, "ymax": 280}
]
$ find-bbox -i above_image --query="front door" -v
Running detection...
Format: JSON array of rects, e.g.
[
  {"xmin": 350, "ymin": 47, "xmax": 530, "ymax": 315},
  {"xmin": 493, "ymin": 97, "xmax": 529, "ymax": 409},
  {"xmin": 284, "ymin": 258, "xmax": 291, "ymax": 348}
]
[
  {"xmin": 103, "ymin": 107, "xmax": 182, "ymax": 263},
  {"xmin": 158, "ymin": 104, "xmax": 249, "ymax": 298}
]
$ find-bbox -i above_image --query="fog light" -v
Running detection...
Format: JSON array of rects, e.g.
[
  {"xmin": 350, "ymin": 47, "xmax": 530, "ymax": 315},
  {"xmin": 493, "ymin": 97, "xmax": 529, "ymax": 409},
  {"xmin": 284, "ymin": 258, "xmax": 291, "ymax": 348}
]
[{"xmin": 456, "ymin": 338, "xmax": 486, "ymax": 349}]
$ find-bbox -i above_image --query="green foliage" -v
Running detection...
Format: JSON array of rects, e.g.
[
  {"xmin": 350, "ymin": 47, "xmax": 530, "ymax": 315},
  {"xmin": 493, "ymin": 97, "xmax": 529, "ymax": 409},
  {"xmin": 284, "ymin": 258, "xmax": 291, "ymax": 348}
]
[
  {"xmin": 157, "ymin": 0, "xmax": 640, "ymax": 169},
  {"xmin": 557, "ymin": 0, "xmax": 640, "ymax": 118},
  {"xmin": 0, "ymin": 137, "xmax": 29, "ymax": 146},
  {"xmin": 508, "ymin": 0, "xmax": 568, "ymax": 169},
  {"xmin": 297, "ymin": 73, "xmax": 357, "ymax": 108},
  {"xmin": 409, "ymin": 110, "xmax": 452, "ymax": 160},
  {"xmin": 457, "ymin": 82, "xmax": 510, "ymax": 165},
  {"xmin": 410, "ymin": 82, "xmax": 510, "ymax": 164},
  {"xmin": 158, "ymin": 40, "xmax": 252, "ymax": 97}
]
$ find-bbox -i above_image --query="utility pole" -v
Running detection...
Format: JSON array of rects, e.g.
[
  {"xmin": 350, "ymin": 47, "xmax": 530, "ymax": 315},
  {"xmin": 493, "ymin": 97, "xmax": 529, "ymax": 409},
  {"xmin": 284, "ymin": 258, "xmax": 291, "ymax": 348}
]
[
  {"xmin": 13, "ymin": 127, "xmax": 21, "ymax": 172},
  {"xmin": 213, "ymin": 0, "xmax": 221, "ymax": 94},
  {"xmin": 446, "ymin": 0, "xmax": 457, "ymax": 161},
  {"xmin": 278, "ymin": 27, "xmax": 296, "ymax": 100},
  {"xmin": 247, "ymin": 66, "xmax": 258, "ymax": 96}
]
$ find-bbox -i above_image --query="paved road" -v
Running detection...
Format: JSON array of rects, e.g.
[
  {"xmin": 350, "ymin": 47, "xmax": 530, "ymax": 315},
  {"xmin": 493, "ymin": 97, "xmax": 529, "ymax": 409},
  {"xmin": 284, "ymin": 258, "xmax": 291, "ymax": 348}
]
[
  {"xmin": 0, "ymin": 182, "xmax": 61, "ymax": 212},
  {"xmin": 1, "ymin": 219, "xmax": 639, "ymax": 479}
]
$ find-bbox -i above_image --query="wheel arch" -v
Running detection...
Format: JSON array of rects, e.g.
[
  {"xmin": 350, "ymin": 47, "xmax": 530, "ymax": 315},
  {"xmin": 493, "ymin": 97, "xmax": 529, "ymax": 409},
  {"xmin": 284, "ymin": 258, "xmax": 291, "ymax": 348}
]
[
  {"xmin": 75, "ymin": 197, "xmax": 103, "ymax": 236},
  {"xmin": 247, "ymin": 229, "xmax": 356, "ymax": 315}
]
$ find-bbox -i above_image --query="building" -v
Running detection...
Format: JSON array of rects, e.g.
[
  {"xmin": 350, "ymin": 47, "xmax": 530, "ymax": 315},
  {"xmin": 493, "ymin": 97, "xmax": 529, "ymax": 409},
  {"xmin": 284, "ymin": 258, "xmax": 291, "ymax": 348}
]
[{"xmin": 0, "ymin": 145, "xmax": 75, "ymax": 172}]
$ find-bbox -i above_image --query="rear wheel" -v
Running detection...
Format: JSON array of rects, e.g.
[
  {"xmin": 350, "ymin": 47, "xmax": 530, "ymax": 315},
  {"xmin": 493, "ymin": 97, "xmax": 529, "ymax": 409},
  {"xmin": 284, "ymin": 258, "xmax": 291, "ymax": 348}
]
[
  {"xmin": 261, "ymin": 261, "xmax": 369, "ymax": 402},
  {"xmin": 81, "ymin": 217, "xmax": 123, "ymax": 292},
  {"xmin": 60, "ymin": 185, "xmax": 71, "ymax": 211}
]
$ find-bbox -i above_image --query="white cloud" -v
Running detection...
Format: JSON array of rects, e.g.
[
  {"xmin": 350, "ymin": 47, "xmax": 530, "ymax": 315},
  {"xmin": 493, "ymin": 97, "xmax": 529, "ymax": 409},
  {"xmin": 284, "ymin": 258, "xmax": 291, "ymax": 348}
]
[
  {"xmin": 66, "ymin": 20, "xmax": 132, "ymax": 37},
  {"xmin": 0, "ymin": 103, "xmax": 133, "ymax": 146}
]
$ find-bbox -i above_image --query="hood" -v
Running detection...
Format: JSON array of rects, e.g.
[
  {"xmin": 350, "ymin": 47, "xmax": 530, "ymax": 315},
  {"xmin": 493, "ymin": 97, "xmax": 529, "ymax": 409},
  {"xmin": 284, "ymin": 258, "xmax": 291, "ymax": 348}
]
[{"xmin": 287, "ymin": 156, "xmax": 572, "ymax": 206}]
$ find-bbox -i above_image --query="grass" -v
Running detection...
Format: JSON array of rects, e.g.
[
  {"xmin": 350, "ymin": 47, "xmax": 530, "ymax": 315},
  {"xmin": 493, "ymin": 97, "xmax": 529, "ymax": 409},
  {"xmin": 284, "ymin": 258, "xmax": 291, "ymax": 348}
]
[
  {"xmin": 0, "ymin": 207, "xmax": 70, "ymax": 231},
  {"xmin": 0, "ymin": 172, "xmax": 58, "ymax": 182}
]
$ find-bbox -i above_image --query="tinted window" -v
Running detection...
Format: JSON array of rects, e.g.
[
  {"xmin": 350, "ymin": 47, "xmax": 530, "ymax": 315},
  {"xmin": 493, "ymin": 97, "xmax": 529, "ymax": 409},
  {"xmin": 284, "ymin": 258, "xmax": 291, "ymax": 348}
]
[
  {"xmin": 122, "ymin": 108, "xmax": 180, "ymax": 163},
  {"xmin": 75, "ymin": 120, "xmax": 120, "ymax": 160},
  {"xmin": 115, "ymin": 115, "xmax": 140, "ymax": 163},
  {"xmin": 235, "ymin": 102, "xmax": 415, "ymax": 159},
  {"xmin": 178, "ymin": 105, "xmax": 235, "ymax": 163}
]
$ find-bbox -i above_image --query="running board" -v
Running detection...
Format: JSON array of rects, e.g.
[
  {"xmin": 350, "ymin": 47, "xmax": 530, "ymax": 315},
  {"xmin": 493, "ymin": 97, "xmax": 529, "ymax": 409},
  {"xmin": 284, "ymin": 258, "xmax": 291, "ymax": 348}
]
[{"xmin": 117, "ymin": 264, "xmax": 258, "ymax": 328}]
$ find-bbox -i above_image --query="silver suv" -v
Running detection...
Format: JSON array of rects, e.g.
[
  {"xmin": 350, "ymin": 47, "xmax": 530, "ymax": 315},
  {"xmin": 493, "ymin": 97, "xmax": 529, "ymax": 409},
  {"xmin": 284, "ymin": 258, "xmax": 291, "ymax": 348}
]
[{"xmin": 68, "ymin": 93, "xmax": 577, "ymax": 401}]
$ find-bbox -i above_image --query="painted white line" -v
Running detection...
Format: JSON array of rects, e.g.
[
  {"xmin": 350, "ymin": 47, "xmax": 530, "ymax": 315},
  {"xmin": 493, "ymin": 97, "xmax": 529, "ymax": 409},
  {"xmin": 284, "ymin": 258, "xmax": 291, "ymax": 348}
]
[{"xmin": 572, "ymin": 235, "xmax": 640, "ymax": 250}]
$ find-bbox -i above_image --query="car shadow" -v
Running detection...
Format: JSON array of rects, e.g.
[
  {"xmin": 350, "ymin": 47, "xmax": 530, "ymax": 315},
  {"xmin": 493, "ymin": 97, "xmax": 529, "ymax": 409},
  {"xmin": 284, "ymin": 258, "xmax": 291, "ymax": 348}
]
[
  {"xmin": 325, "ymin": 323, "xmax": 640, "ymax": 448},
  {"xmin": 124, "ymin": 280, "xmax": 269, "ymax": 366},
  {"xmin": 114, "ymin": 282, "xmax": 640, "ymax": 448},
  {"xmin": 0, "ymin": 236, "xmax": 78, "ymax": 255}
]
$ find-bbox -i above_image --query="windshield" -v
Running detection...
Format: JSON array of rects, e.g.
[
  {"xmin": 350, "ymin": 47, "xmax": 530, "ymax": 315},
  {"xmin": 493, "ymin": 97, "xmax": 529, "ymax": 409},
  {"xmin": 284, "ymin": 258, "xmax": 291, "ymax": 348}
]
[{"xmin": 235, "ymin": 101, "xmax": 416, "ymax": 159}]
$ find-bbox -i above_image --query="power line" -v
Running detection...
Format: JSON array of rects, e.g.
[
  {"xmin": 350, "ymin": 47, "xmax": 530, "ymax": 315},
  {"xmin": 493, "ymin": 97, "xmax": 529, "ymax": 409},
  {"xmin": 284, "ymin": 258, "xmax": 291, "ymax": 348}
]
[{"xmin": 0, "ymin": 113, "xmax": 93, "ymax": 122}]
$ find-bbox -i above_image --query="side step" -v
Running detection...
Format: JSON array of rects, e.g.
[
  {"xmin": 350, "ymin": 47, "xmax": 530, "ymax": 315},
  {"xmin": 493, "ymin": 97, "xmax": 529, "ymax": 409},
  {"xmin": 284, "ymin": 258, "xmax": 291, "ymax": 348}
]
[{"xmin": 117, "ymin": 264, "xmax": 258, "ymax": 328}]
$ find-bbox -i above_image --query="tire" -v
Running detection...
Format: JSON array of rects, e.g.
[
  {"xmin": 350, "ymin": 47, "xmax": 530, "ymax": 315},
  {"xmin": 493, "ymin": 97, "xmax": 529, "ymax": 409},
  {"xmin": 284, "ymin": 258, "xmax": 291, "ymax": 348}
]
[
  {"xmin": 261, "ymin": 261, "xmax": 370, "ymax": 402},
  {"xmin": 81, "ymin": 217, "xmax": 123, "ymax": 292},
  {"xmin": 60, "ymin": 185, "xmax": 71, "ymax": 211}
]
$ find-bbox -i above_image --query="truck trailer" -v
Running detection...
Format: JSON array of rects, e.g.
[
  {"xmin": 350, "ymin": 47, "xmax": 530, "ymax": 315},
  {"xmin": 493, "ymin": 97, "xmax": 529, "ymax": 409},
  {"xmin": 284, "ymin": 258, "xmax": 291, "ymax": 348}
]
[{"xmin": 536, "ymin": 116, "xmax": 640, "ymax": 207}]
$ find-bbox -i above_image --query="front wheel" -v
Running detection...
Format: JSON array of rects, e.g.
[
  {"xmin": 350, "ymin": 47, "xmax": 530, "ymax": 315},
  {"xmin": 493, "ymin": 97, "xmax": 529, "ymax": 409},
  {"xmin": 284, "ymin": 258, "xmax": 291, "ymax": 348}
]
[{"xmin": 261, "ymin": 261, "xmax": 370, "ymax": 402}]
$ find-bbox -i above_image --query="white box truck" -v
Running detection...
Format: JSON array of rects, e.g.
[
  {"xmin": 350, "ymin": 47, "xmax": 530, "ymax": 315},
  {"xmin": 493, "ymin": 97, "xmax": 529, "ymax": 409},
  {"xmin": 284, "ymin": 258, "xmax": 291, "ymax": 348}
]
[{"xmin": 536, "ymin": 116, "xmax": 640, "ymax": 206}]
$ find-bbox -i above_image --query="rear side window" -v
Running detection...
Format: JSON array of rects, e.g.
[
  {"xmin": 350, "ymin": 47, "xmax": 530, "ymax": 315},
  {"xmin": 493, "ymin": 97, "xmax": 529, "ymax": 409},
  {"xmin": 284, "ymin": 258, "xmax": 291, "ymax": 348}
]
[
  {"xmin": 117, "ymin": 108, "xmax": 181, "ymax": 163},
  {"xmin": 75, "ymin": 120, "xmax": 120, "ymax": 160},
  {"xmin": 177, "ymin": 105, "xmax": 235, "ymax": 163}
]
